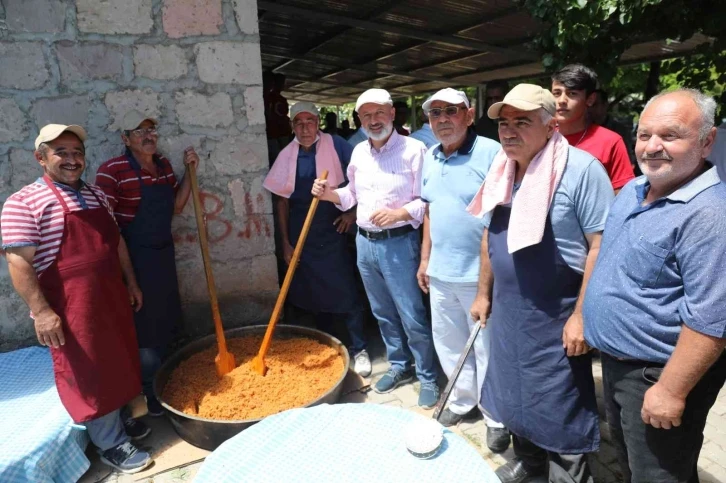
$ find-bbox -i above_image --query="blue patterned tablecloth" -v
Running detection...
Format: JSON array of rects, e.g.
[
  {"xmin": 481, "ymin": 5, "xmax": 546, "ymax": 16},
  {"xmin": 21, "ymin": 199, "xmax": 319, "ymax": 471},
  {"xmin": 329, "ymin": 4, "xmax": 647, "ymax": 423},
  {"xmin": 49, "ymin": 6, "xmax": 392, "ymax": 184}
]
[
  {"xmin": 0, "ymin": 347, "xmax": 90, "ymax": 483},
  {"xmin": 195, "ymin": 403, "xmax": 499, "ymax": 483}
]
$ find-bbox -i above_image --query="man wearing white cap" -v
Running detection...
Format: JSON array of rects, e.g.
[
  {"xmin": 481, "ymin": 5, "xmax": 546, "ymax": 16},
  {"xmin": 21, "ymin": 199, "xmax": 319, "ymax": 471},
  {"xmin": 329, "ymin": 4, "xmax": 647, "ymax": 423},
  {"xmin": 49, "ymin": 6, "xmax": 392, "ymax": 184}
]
[
  {"xmin": 95, "ymin": 111, "xmax": 199, "ymax": 429},
  {"xmin": 312, "ymin": 88, "xmax": 440, "ymax": 409},
  {"xmin": 263, "ymin": 101, "xmax": 370, "ymax": 376},
  {"xmin": 416, "ymin": 88, "xmax": 509, "ymax": 450},
  {"xmin": 1, "ymin": 124, "xmax": 152, "ymax": 473},
  {"xmin": 467, "ymin": 84, "xmax": 613, "ymax": 482}
]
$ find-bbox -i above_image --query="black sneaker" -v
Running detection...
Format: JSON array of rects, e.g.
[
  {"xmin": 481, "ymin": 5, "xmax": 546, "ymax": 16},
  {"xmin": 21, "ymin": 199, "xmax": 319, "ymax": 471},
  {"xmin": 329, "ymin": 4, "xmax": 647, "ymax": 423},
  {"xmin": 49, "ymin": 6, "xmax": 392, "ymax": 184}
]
[
  {"xmin": 123, "ymin": 416, "xmax": 151, "ymax": 440},
  {"xmin": 146, "ymin": 396, "xmax": 164, "ymax": 417},
  {"xmin": 100, "ymin": 442, "xmax": 152, "ymax": 474}
]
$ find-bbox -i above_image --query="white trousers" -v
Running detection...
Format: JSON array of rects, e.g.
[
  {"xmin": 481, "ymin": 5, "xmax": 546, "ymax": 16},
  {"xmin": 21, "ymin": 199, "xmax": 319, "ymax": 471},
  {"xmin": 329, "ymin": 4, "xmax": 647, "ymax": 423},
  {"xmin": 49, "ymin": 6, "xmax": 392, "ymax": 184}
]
[{"xmin": 430, "ymin": 277, "xmax": 503, "ymax": 428}]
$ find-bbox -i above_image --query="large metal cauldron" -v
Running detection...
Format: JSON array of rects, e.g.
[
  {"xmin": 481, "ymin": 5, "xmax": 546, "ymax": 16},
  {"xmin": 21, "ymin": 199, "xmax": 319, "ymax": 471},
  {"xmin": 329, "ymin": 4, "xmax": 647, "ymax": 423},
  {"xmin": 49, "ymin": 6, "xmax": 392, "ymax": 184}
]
[{"xmin": 153, "ymin": 325, "xmax": 350, "ymax": 451}]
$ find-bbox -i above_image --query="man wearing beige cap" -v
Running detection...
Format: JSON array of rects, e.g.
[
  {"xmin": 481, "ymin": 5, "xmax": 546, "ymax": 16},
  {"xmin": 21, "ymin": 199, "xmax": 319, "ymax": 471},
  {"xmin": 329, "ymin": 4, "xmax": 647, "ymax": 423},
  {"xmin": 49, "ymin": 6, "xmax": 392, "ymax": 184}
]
[
  {"xmin": 416, "ymin": 88, "xmax": 510, "ymax": 450},
  {"xmin": 312, "ymin": 88, "xmax": 440, "ymax": 409},
  {"xmin": 1, "ymin": 124, "xmax": 152, "ymax": 473},
  {"xmin": 95, "ymin": 110, "xmax": 198, "ymax": 430},
  {"xmin": 467, "ymin": 84, "xmax": 613, "ymax": 482},
  {"xmin": 263, "ymin": 101, "xmax": 370, "ymax": 376}
]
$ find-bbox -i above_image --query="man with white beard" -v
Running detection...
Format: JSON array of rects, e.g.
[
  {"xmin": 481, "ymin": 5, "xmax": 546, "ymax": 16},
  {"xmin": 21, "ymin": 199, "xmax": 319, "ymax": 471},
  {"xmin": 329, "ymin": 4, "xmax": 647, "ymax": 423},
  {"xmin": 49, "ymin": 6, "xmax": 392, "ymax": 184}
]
[{"xmin": 312, "ymin": 89, "xmax": 440, "ymax": 409}]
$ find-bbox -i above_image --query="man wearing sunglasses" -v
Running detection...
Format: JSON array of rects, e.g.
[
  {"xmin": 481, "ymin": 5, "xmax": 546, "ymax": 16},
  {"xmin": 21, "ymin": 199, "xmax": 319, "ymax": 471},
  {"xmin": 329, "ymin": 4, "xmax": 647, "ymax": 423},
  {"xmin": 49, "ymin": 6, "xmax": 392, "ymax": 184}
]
[
  {"xmin": 96, "ymin": 110, "xmax": 199, "ymax": 436},
  {"xmin": 417, "ymin": 88, "xmax": 510, "ymax": 452}
]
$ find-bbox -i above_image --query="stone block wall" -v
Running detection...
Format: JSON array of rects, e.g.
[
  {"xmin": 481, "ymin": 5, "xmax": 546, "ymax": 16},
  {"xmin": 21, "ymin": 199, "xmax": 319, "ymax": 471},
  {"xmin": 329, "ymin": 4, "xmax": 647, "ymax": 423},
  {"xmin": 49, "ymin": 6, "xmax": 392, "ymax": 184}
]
[{"xmin": 0, "ymin": 0, "xmax": 277, "ymax": 350}]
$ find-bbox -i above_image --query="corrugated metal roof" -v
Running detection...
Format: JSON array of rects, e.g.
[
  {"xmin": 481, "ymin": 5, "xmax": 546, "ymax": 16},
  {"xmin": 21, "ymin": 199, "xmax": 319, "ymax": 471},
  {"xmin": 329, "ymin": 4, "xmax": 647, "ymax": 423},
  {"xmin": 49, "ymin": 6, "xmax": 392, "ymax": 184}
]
[{"xmin": 258, "ymin": 0, "xmax": 712, "ymax": 105}]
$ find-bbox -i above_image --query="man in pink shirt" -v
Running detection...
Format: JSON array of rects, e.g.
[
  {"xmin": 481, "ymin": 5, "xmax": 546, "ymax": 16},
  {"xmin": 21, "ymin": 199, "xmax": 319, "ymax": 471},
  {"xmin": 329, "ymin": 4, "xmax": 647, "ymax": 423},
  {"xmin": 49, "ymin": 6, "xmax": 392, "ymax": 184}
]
[{"xmin": 312, "ymin": 89, "xmax": 440, "ymax": 409}]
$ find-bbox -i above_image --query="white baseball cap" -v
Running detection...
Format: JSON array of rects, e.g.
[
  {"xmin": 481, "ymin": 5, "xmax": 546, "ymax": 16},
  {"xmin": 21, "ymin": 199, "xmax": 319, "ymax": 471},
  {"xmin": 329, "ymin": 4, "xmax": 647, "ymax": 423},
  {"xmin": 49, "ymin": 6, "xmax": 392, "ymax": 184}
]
[
  {"xmin": 121, "ymin": 109, "xmax": 158, "ymax": 131},
  {"xmin": 289, "ymin": 101, "xmax": 319, "ymax": 121},
  {"xmin": 355, "ymin": 88, "xmax": 393, "ymax": 112},
  {"xmin": 422, "ymin": 88, "xmax": 470, "ymax": 112},
  {"xmin": 35, "ymin": 124, "xmax": 87, "ymax": 150}
]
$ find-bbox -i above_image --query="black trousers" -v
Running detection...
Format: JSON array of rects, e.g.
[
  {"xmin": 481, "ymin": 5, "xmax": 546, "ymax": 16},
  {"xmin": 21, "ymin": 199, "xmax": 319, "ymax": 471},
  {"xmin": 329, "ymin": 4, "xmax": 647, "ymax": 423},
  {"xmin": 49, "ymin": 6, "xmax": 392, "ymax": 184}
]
[
  {"xmin": 601, "ymin": 352, "xmax": 726, "ymax": 483},
  {"xmin": 513, "ymin": 434, "xmax": 593, "ymax": 483}
]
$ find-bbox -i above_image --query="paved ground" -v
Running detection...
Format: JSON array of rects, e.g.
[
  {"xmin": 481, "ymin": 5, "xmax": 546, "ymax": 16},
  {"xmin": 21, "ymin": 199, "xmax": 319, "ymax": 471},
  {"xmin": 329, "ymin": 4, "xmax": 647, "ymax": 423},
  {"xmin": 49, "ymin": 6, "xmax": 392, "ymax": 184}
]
[{"xmin": 87, "ymin": 338, "xmax": 726, "ymax": 483}]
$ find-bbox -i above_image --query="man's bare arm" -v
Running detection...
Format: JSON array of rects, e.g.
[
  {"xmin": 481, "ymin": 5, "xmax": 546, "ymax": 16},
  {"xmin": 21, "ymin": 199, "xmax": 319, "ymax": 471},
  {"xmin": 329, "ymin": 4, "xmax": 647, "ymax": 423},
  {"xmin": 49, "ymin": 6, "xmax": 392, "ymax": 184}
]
[
  {"xmin": 642, "ymin": 326, "xmax": 726, "ymax": 429},
  {"xmin": 575, "ymin": 231, "xmax": 601, "ymax": 314},
  {"xmin": 5, "ymin": 246, "xmax": 65, "ymax": 347},
  {"xmin": 563, "ymin": 231, "xmax": 602, "ymax": 356},
  {"xmin": 416, "ymin": 206, "xmax": 432, "ymax": 293},
  {"xmin": 470, "ymin": 228, "xmax": 493, "ymax": 324}
]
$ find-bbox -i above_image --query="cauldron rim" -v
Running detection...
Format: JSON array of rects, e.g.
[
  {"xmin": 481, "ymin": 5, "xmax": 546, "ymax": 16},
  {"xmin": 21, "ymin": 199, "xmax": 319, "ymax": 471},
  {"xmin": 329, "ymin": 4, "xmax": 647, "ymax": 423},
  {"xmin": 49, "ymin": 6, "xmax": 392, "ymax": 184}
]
[{"xmin": 153, "ymin": 324, "xmax": 351, "ymax": 426}]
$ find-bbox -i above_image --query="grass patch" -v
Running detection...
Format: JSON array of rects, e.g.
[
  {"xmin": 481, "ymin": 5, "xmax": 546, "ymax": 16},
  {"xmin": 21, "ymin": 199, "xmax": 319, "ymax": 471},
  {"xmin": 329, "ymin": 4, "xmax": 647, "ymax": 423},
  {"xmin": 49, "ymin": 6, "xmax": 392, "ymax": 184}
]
[{"xmin": 463, "ymin": 431, "xmax": 483, "ymax": 449}]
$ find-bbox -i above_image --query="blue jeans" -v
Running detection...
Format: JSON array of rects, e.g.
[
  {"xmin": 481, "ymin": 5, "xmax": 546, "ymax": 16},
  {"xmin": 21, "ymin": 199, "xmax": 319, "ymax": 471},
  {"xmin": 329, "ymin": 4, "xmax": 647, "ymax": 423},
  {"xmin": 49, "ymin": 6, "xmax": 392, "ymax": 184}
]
[
  {"xmin": 85, "ymin": 409, "xmax": 127, "ymax": 451},
  {"xmin": 356, "ymin": 230, "xmax": 437, "ymax": 384}
]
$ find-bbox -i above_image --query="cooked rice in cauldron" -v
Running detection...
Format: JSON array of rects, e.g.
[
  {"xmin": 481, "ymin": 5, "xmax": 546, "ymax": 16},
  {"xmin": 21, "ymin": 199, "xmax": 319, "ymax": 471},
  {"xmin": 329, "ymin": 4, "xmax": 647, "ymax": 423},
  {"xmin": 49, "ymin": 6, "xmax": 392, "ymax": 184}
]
[{"xmin": 163, "ymin": 336, "xmax": 345, "ymax": 420}]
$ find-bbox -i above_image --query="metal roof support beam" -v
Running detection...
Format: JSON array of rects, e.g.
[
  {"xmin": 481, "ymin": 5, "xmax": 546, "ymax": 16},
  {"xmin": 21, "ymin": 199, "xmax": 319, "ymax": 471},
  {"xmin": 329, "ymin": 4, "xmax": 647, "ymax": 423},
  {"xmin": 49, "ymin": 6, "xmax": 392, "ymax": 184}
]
[
  {"xmin": 268, "ymin": 0, "xmax": 406, "ymax": 73},
  {"xmin": 263, "ymin": 52, "xmax": 454, "ymax": 84},
  {"xmin": 257, "ymin": 1, "xmax": 537, "ymax": 61},
  {"xmin": 285, "ymin": 76, "xmax": 411, "ymax": 95},
  {"xmin": 310, "ymin": 7, "xmax": 533, "ymax": 85}
]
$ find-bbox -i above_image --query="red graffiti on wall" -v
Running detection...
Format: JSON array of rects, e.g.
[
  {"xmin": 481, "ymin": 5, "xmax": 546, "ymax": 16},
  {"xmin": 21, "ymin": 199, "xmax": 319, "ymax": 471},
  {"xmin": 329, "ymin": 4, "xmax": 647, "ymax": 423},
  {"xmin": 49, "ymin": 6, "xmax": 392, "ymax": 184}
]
[
  {"xmin": 237, "ymin": 193, "xmax": 272, "ymax": 239},
  {"xmin": 173, "ymin": 190, "xmax": 271, "ymax": 244}
]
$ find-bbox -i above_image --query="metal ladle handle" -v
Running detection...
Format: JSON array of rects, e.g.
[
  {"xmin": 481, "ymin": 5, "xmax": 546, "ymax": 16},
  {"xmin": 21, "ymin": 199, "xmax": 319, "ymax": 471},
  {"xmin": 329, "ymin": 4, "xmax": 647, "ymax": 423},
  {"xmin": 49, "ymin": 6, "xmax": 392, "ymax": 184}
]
[{"xmin": 432, "ymin": 323, "xmax": 482, "ymax": 421}]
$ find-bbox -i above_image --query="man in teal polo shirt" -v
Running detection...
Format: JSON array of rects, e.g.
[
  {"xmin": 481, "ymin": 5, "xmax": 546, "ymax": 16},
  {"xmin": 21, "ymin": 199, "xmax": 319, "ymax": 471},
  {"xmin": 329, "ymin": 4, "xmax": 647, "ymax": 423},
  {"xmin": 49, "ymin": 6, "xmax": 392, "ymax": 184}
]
[
  {"xmin": 416, "ymin": 88, "xmax": 510, "ymax": 452},
  {"xmin": 584, "ymin": 89, "xmax": 726, "ymax": 483}
]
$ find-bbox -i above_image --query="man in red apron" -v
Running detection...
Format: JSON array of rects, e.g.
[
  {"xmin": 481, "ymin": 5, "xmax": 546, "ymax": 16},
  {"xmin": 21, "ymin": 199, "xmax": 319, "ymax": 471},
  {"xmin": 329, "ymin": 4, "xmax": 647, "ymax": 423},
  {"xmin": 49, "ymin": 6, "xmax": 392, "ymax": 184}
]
[
  {"xmin": 1, "ymin": 124, "xmax": 152, "ymax": 473},
  {"xmin": 96, "ymin": 110, "xmax": 198, "ymax": 432}
]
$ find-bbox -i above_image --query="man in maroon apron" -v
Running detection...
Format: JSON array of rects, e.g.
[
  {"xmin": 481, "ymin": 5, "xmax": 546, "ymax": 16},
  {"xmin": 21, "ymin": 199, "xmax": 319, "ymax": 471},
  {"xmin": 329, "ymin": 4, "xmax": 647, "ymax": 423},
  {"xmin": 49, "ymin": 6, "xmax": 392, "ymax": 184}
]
[
  {"xmin": 96, "ymin": 110, "xmax": 198, "ymax": 432},
  {"xmin": 1, "ymin": 124, "xmax": 152, "ymax": 473},
  {"xmin": 468, "ymin": 85, "xmax": 614, "ymax": 483}
]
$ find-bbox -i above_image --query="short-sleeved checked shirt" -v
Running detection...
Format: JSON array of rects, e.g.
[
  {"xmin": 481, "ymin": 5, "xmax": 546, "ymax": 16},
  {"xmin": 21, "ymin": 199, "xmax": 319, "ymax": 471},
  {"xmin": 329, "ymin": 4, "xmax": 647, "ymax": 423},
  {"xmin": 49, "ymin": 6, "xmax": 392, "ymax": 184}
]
[
  {"xmin": 95, "ymin": 152, "xmax": 178, "ymax": 228},
  {"xmin": 1, "ymin": 179, "xmax": 114, "ymax": 274}
]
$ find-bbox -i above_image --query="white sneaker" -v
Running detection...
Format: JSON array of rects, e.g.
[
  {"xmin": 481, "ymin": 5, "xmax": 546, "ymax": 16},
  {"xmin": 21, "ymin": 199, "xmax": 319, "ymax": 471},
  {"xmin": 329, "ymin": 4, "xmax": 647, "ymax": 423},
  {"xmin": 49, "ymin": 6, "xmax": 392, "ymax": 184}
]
[{"xmin": 353, "ymin": 350, "xmax": 372, "ymax": 377}]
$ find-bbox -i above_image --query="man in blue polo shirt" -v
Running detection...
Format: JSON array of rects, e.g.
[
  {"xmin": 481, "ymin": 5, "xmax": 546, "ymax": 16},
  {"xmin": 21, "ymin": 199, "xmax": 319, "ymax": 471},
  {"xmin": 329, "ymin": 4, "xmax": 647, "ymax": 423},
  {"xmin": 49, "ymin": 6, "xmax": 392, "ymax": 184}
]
[
  {"xmin": 584, "ymin": 89, "xmax": 726, "ymax": 483},
  {"xmin": 416, "ymin": 88, "xmax": 509, "ymax": 452}
]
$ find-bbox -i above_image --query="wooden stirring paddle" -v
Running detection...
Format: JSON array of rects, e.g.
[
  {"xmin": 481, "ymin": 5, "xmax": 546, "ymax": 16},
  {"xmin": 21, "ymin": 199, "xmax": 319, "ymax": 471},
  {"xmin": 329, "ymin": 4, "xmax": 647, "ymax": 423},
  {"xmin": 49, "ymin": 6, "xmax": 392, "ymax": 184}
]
[
  {"xmin": 189, "ymin": 165, "xmax": 236, "ymax": 377},
  {"xmin": 251, "ymin": 170, "xmax": 329, "ymax": 376}
]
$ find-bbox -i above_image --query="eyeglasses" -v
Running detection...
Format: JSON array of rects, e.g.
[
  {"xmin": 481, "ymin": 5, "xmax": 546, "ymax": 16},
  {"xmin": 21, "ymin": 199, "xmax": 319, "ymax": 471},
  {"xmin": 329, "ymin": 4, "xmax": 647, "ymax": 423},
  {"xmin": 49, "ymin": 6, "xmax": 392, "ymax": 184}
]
[
  {"xmin": 128, "ymin": 128, "xmax": 158, "ymax": 137},
  {"xmin": 427, "ymin": 106, "xmax": 465, "ymax": 119}
]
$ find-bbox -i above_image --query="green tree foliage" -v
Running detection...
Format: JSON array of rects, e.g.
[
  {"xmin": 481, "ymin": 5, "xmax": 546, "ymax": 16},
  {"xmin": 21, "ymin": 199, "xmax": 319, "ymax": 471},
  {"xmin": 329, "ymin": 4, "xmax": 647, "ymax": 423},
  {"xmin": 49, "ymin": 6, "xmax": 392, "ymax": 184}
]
[{"xmin": 518, "ymin": 0, "xmax": 726, "ymax": 118}]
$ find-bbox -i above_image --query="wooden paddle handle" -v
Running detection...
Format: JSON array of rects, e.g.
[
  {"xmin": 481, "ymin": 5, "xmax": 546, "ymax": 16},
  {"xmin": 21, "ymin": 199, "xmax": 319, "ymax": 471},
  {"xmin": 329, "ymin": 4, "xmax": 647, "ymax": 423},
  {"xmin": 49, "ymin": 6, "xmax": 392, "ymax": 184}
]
[
  {"xmin": 256, "ymin": 170, "xmax": 330, "ymax": 362},
  {"xmin": 188, "ymin": 166, "xmax": 229, "ymax": 356}
]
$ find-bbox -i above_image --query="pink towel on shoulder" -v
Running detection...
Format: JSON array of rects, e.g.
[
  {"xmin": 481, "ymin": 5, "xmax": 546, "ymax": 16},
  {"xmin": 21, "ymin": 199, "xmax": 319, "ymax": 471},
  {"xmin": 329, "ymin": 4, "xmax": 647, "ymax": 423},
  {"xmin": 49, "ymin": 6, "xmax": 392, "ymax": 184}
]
[
  {"xmin": 263, "ymin": 132, "xmax": 345, "ymax": 198},
  {"xmin": 466, "ymin": 132, "xmax": 569, "ymax": 253}
]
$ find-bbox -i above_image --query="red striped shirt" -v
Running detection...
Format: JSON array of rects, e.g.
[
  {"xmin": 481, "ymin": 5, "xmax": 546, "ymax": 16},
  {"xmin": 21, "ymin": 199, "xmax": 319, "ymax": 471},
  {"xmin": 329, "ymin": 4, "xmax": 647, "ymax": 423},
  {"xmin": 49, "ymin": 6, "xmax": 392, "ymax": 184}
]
[
  {"xmin": 1, "ymin": 180, "xmax": 114, "ymax": 274},
  {"xmin": 95, "ymin": 154, "xmax": 178, "ymax": 228}
]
